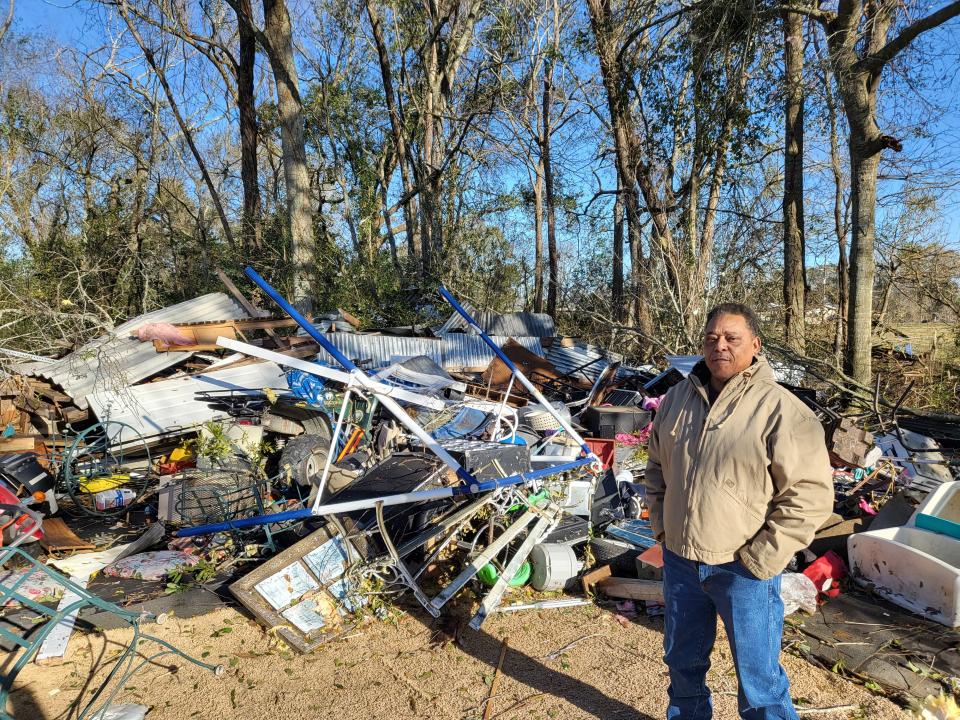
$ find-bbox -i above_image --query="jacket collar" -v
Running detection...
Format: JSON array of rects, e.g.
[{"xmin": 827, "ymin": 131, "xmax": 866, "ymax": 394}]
[{"xmin": 689, "ymin": 355, "xmax": 772, "ymax": 400}]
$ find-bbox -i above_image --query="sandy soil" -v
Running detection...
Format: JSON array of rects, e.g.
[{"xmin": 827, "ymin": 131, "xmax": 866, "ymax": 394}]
[{"xmin": 9, "ymin": 602, "xmax": 909, "ymax": 720}]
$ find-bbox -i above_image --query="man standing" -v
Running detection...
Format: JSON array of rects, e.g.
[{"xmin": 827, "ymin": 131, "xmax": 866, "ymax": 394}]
[{"xmin": 644, "ymin": 303, "xmax": 833, "ymax": 720}]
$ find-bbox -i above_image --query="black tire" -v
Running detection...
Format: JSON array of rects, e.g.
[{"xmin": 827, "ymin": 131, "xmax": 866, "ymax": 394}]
[
  {"xmin": 589, "ymin": 537, "xmax": 640, "ymax": 577},
  {"xmin": 279, "ymin": 434, "xmax": 330, "ymax": 489},
  {"xmin": 299, "ymin": 413, "xmax": 332, "ymax": 439}
]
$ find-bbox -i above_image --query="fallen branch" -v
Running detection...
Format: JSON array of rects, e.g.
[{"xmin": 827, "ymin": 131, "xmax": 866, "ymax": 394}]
[
  {"xmin": 544, "ymin": 632, "xmax": 602, "ymax": 661},
  {"xmin": 482, "ymin": 637, "xmax": 509, "ymax": 720},
  {"xmin": 797, "ymin": 706, "xmax": 858, "ymax": 716}
]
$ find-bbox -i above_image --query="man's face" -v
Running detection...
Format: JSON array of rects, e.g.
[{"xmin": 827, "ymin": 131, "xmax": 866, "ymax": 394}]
[{"xmin": 702, "ymin": 313, "xmax": 761, "ymax": 384}]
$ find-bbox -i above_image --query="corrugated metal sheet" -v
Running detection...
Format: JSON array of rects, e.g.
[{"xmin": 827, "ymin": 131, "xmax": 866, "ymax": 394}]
[
  {"xmin": 86, "ymin": 362, "xmax": 287, "ymax": 439},
  {"xmin": 316, "ymin": 335, "xmax": 444, "ymax": 367},
  {"xmin": 546, "ymin": 341, "xmax": 623, "ymax": 382},
  {"xmin": 17, "ymin": 293, "xmax": 248, "ymax": 409},
  {"xmin": 442, "ymin": 335, "xmax": 543, "ymax": 370},
  {"xmin": 435, "ymin": 305, "xmax": 555, "ymax": 337},
  {"xmin": 315, "ymin": 333, "xmax": 544, "ymax": 371}
]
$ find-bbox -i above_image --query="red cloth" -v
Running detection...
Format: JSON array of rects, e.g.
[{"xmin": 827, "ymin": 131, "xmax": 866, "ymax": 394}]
[{"xmin": 802, "ymin": 550, "xmax": 847, "ymax": 599}]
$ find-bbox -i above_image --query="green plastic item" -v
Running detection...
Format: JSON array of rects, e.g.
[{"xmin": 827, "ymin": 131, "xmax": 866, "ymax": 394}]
[
  {"xmin": 507, "ymin": 489, "xmax": 549, "ymax": 513},
  {"xmin": 477, "ymin": 559, "xmax": 532, "ymax": 587}
]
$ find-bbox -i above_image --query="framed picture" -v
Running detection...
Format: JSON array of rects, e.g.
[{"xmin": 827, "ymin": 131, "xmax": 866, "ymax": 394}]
[{"xmin": 229, "ymin": 520, "xmax": 374, "ymax": 653}]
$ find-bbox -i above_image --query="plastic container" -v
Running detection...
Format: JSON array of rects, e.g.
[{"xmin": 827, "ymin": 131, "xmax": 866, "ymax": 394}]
[
  {"xmin": 848, "ymin": 526, "xmax": 960, "ymax": 627},
  {"xmin": 94, "ymin": 488, "xmax": 136, "ymax": 511},
  {"xmin": 530, "ymin": 543, "xmax": 582, "ymax": 591},
  {"xmin": 909, "ymin": 480, "xmax": 960, "ymax": 540}
]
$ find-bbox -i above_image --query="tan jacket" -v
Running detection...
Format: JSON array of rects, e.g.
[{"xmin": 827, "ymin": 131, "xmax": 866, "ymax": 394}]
[{"xmin": 644, "ymin": 356, "xmax": 833, "ymax": 579}]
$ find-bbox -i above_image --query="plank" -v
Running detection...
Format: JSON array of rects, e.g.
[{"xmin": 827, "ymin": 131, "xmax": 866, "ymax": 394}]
[
  {"xmin": 0, "ymin": 436, "xmax": 38, "ymax": 453},
  {"xmin": 35, "ymin": 572, "xmax": 92, "ymax": 664},
  {"xmin": 595, "ymin": 577, "xmax": 664, "ymax": 603},
  {"xmin": 580, "ymin": 564, "xmax": 613, "ymax": 595}
]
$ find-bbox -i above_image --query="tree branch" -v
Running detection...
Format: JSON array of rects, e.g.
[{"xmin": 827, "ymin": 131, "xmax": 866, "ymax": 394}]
[{"xmin": 856, "ymin": 0, "xmax": 960, "ymax": 72}]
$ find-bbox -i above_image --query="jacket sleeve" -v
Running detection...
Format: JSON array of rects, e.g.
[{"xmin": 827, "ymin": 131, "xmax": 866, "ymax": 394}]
[
  {"xmin": 643, "ymin": 394, "xmax": 670, "ymax": 542},
  {"xmin": 738, "ymin": 403, "xmax": 834, "ymax": 579}
]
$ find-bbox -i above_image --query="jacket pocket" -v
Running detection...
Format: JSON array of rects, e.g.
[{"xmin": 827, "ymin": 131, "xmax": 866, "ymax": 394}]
[{"xmin": 718, "ymin": 478, "xmax": 765, "ymax": 524}]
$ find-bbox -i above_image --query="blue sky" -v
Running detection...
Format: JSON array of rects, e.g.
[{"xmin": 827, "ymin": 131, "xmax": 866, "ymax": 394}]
[{"xmin": 13, "ymin": 0, "xmax": 960, "ymax": 265}]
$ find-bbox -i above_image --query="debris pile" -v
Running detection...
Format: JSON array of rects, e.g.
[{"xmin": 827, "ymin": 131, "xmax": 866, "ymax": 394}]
[{"xmin": 3, "ymin": 266, "xmax": 960, "ymax": 709}]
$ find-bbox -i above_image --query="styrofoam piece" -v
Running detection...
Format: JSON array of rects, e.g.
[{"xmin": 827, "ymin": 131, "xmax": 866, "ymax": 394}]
[{"xmin": 848, "ymin": 526, "xmax": 960, "ymax": 627}]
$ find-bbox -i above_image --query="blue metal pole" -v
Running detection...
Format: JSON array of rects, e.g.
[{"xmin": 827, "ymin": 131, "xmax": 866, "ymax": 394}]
[
  {"xmin": 438, "ymin": 286, "xmax": 596, "ymax": 458},
  {"xmin": 244, "ymin": 266, "xmax": 356, "ymax": 370},
  {"xmin": 243, "ymin": 267, "xmax": 475, "ymax": 485},
  {"xmin": 174, "ymin": 457, "xmax": 593, "ymax": 537}
]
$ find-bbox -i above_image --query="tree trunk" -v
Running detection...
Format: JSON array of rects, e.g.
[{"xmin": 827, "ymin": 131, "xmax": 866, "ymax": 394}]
[
  {"xmin": 236, "ymin": 0, "xmax": 261, "ymax": 252},
  {"xmin": 262, "ymin": 0, "xmax": 314, "ymax": 303},
  {"xmin": 612, "ymin": 181, "xmax": 624, "ymax": 321},
  {"xmin": 542, "ymin": 57, "xmax": 559, "ymax": 318},
  {"xmin": 782, "ymin": 10, "xmax": 806, "ymax": 353},
  {"xmin": 532, "ymin": 166, "xmax": 545, "ymax": 313},
  {"xmin": 365, "ymin": 0, "xmax": 420, "ymax": 267},
  {"xmin": 586, "ymin": 0, "xmax": 653, "ymax": 341},
  {"xmin": 823, "ymin": 50, "xmax": 848, "ymax": 366},
  {"xmin": 845, "ymin": 143, "xmax": 879, "ymax": 380},
  {"xmin": 820, "ymin": 0, "xmax": 960, "ymax": 382}
]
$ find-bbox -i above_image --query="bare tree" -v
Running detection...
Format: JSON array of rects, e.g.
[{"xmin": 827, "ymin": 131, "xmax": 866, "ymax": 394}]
[
  {"xmin": 585, "ymin": 0, "xmax": 653, "ymax": 339},
  {"xmin": 800, "ymin": 0, "xmax": 960, "ymax": 382},
  {"xmin": 782, "ymin": 9, "xmax": 806, "ymax": 352},
  {"xmin": 229, "ymin": 0, "xmax": 315, "ymax": 302}
]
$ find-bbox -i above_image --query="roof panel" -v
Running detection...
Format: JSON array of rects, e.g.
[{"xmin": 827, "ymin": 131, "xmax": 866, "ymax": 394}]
[
  {"xmin": 18, "ymin": 293, "xmax": 248, "ymax": 409},
  {"xmin": 86, "ymin": 362, "xmax": 287, "ymax": 439}
]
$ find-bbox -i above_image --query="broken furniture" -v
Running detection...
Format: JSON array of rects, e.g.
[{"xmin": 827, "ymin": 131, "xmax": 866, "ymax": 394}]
[{"xmin": 0, "ymin": 546, "xmax": 221, "ymax": 718}]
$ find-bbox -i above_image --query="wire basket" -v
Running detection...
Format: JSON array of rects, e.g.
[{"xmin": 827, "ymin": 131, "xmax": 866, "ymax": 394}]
[{"xmin": 173, "ymin": 467, "xmax": 270, "ymax": 528}]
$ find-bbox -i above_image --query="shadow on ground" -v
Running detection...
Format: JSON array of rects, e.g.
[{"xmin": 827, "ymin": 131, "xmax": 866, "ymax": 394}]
[{"xmin": 405, "ymin": 603, "xmax": 658, "ymax": 720}]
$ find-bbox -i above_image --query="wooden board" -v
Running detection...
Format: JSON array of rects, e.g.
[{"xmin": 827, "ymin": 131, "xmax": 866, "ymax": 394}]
[
  {"xmin": 0, "ymin": 436, "xmax": 38, "ymax": 453},
  {"xmin": 39, "ymin": 517, "xmax": 96, "ymax": 552},
  {"xmin": 581, "ymin": 564, "xmax": 613, "ymax": 595},
  {"xmin": 595, "ymin": 577, "xmax": 664, "ymax": 603}
]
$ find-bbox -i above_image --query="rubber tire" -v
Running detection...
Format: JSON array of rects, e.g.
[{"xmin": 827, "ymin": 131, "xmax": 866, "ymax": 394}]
[
  {"xmin": 279, "ymin": 434, "xmax": 330, "ymax": 489},
  {"xmin": 589, "ymin": 537, "xmax": 640, "ymax": 577}
]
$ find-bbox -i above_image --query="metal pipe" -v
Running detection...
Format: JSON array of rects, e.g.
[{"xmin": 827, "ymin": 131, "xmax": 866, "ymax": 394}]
[
  {"xmin": 314, "ymin": 386, "xmax": 353, "ymax": 503},
  {"xmin": 244, "ymin": 267, "xmax": 355, "ymax": 369},
  {"xmin": 175, "ymin": 457, "xmax": 593, "ymax": 537},
  {"xmin": 216, "ymin": 337, "xmax": 446, "ymax": 410}
]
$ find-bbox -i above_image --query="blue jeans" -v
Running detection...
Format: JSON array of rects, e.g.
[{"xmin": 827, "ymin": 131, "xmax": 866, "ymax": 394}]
[{"xmin": 661, "ymin": 548, "xmax": 798, "ymax": 720}]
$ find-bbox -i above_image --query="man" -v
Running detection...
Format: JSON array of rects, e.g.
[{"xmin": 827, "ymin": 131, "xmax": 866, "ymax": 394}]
[{"xmin": 644, "ymin": 303, "xmax": 834, "ymax": 720}]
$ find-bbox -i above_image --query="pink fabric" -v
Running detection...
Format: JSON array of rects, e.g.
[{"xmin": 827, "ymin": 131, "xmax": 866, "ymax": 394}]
[
  {"xmin": 135, "ymin": 323, "xmax": 193, "ymax": 346},
  {"xmin": 642, "ymin": 395, "xmax": 664, "ymax": 411}
]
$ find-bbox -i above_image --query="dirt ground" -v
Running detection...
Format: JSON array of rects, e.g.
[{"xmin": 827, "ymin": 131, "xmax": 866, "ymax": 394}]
[{"xmin": 8, "ymin": 600, "xmax": 911, "ymax": 720}]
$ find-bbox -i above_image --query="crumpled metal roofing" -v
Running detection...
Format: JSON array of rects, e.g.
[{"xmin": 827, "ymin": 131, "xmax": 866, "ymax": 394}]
[
  {"xmin": 435, "ymin": 304, "xmax": 555, "ymax": 337},
  {"xmin": 16, "ymin": 293, "xmax": 247, "ymax": 409},
  {"xmin": 314, "ymin": 333, "xmax": 544, "ymax": 371},
  {"xmin": 86, "ymin": 361, "xmax": 287, "ymax": 439},
  {"xmin": 545, "ymin": 340, "xmax": 623, "ymax": 382}
]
